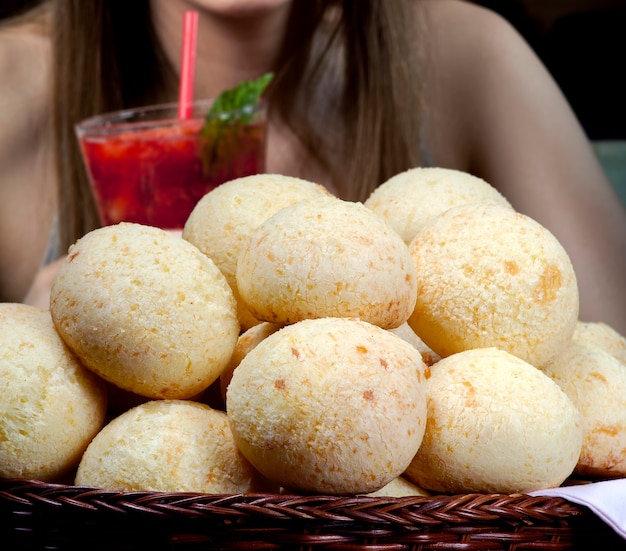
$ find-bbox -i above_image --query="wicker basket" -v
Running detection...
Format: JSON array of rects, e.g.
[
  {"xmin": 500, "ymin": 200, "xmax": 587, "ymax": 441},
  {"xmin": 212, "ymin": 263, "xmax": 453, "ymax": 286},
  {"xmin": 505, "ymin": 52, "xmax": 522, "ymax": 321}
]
[{"xmin": 1, "ymin": 478, "xmax": 624, "ymax": 550}]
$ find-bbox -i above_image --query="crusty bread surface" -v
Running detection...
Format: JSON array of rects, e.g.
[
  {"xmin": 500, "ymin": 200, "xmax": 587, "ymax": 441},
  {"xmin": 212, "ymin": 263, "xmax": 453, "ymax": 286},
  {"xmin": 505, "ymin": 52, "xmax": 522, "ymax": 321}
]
[
  {"xmin": 236, "ymin": 196, "xmax": 418, "ymax": 329},
  {"xmin": 226, "ymin": 317, "xmax": 428, "ymax": 495},
  {"xmin": 364, "ymin": 167, "xmax": 511, "ymax": 245},
  {"xmin": 183, "ymin": 174, "xmax": 330, "ymax": 330},
  {"xmin": 0, "ymin": 303, "xmax": 107, "ymax": 481},
  {"xmin": 408, "ymin": 204, "xmax": 579, "ymax": 367},
  {"xmin": 50, "ymin": 223, "xmax": 239, "ymax": 400},
  {"xmin": 404, "ymin": 347, "xmax": 583, "ymax": 494},
  {"xmin": 76, "ymin": 400, "xmax": 271, "ymax": 493}
]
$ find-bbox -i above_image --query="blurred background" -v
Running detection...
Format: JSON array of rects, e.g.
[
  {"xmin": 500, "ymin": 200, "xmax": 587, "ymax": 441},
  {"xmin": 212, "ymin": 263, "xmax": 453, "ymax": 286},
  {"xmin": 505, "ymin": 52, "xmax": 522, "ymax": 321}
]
[
  {"xmin": 2, "ymin": 0, "xmax": 624, "ymax": 204},
  {"xmin": 469, "ymin": 0, "xmax": 626, "ymax": 205}
]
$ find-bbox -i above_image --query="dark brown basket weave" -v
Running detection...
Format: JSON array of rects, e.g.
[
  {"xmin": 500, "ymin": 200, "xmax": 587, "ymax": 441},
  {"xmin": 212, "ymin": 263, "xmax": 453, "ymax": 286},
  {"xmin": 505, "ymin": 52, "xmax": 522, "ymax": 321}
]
[{"xmin": 1, "ymin": 479, "xmax": 624, "ymax": 551}]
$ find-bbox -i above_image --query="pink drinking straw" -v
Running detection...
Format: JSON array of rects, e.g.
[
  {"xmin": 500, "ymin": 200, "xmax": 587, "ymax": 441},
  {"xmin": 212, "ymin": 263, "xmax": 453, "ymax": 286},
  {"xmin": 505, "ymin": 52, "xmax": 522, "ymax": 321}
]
[{"xmin": 177, "ymin": 10, "xmax": 199, "ymax": 119}]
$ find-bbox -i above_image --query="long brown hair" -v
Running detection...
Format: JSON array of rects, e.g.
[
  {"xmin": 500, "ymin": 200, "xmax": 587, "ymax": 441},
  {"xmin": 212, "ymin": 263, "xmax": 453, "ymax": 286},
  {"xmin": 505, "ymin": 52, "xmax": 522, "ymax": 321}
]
[{"xmin": 52, "ymin": 0, "xmax": 425, "ymax": 251}]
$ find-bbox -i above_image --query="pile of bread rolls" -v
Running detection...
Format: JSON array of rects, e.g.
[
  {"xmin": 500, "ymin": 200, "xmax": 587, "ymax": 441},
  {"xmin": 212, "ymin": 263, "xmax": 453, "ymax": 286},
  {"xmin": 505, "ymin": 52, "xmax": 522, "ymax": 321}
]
[{"xmin": 2, "ymin": 168, "xmax": 625, "ymax": 498}]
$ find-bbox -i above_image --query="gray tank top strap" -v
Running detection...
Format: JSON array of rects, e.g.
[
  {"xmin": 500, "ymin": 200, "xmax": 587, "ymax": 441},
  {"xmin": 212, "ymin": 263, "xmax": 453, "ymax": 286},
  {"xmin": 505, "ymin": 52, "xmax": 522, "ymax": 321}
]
[{"xmin": 42, "ymin": 212, "xmax": 61, "ymax": 265}]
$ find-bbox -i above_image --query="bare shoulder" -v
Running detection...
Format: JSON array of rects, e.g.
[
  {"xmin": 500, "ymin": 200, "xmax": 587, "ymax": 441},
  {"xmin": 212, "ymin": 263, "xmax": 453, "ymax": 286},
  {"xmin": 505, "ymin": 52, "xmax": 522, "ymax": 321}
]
[
  {"xmin": 418, "ymin": 0, "xmax": 520, "ymax": 47},
  {"xmin": 417, "ymin": 0, "xmax": 564, "ymax": 170},
  {"xmin": 418, "ymin": 0, "xmax": 533, "ymax": 93}
]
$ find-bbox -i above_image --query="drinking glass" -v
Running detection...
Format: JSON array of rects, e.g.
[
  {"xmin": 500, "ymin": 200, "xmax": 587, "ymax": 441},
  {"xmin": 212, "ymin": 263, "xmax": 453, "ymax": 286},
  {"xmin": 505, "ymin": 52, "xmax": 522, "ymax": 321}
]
[{"xmin": 75, "ymin": 99, "xmax": 267, "ymax": 229}]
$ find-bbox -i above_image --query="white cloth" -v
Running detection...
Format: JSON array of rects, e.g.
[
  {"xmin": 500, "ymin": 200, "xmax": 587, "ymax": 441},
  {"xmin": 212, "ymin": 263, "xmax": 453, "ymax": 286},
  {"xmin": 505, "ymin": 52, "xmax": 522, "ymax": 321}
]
[{"xmin": 530, "ymin": 479, "xmax": 626, "ymax": 539}]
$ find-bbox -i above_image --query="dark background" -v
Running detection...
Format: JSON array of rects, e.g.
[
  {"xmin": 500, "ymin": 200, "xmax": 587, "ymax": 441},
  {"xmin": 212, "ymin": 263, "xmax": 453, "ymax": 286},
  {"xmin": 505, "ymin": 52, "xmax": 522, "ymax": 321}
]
[
  {"xmin": 0, "ymin": 0, "xmax": 42, "ymax": 20},
  {"xmin": 468, "ymin": 0, "xmax": 626, "ymax": 141}
]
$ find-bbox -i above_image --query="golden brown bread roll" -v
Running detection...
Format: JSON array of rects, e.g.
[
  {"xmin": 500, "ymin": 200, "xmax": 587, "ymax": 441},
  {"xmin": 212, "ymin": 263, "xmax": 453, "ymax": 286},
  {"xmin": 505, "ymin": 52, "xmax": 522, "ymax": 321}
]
[
  {"xmin": 183, "ymin": 173, "xmax": 331, "ymax": 330},
  {"xmin": 364, "ymin": 166, "xmax": 512, "ymax": 245},
  {"xmin": 0, "ymin": 303, "xmax": 107, "ymax": 481},
  {"xmin": 236, "ymin": 196, "xmax": 418, "ymax": 329},
  {"xmin": 542, "ymin": 339, "xmax": 626, "ymax": 478},
  {"xmin": 50, "ymin": 223, "xmax": 239, "ymax": 400},
  {"xmin": 226, "ymin": 317, "xmax": 428, "ymax": 495},
  {"xmin": 408, "ymin": 204, "xmax": 579, "ymax": 367},
  {"xmin": 76, "ymin": 400, "xmax": 271, "ymax": 493},
  {"xmin": 404, "ymin": 347, "xmax": 583, "ymax": 494}
]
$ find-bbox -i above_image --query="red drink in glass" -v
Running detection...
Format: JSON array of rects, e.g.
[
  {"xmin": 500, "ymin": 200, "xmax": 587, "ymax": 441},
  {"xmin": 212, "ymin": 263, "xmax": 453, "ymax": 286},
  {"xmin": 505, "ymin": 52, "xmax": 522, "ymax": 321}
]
[{"xmin": 76, "ymin": 100, "xmax": 267, "ymax": 229}]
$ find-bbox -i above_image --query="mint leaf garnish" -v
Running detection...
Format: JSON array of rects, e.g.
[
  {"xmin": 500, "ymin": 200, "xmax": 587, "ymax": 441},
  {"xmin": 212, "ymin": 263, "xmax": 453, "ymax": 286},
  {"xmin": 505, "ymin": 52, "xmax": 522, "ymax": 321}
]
[
  {"xmin": 202, "ymin": 72, "xmax": 273, "ymax": 131},
  {"xmin": 200, "ymin": 73, "xmax": 272, "ymax": 175}
]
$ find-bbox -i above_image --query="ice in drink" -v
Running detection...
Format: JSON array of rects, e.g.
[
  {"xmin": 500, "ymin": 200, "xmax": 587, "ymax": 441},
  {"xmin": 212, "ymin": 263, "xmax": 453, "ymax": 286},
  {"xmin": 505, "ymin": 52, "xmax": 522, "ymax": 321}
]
[{"xmin": 76, "ymin": 101, "xmax": 267, "ymax": 229}]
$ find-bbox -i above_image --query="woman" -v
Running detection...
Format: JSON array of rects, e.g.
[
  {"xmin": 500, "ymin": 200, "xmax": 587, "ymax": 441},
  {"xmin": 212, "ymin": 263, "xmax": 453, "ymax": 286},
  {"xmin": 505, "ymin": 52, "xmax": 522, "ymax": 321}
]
[{"xmin": 5, "ymin": 0, "xmax": 626, "ymax": 335}]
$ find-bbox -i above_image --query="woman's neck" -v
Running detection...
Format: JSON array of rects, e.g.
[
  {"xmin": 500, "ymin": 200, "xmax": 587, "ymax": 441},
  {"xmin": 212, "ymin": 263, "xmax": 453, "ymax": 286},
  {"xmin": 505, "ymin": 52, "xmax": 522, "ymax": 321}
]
[{"xmin": 150, "ymin": 0, "xmax": 291, "ymax": 99}]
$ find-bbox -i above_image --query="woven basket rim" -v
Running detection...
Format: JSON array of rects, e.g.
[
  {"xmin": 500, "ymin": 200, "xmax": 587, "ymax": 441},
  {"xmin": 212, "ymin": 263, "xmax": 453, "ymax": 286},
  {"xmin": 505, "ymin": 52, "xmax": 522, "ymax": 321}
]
[
  {"xmin": 1, "ymin": 477, "xmax": 586, "ymax": 523},
  {"xmin": 6, "ymin": 478, "xmax": 623, "ymax": 551}
]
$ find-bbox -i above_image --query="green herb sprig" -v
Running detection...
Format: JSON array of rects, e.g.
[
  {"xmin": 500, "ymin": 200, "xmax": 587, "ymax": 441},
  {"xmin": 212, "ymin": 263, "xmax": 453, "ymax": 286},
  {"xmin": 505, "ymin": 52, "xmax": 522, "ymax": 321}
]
[
  {"xmin": 200, "ymin": 73, "xmax": 273, "ymax": 174},
  {"xmin": 202, "ymin": 72, "xmax": 273, "ymax": 131}
]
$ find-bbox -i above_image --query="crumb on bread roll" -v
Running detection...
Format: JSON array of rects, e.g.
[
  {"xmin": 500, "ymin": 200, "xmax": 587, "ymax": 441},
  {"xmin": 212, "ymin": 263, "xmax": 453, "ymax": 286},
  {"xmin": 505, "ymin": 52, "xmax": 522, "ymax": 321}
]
[
  {"xmin": 50, "ymin": 223, "xmax": 239, "ymax": 400},
  {"xmin": 0, "ymin": 303, "xmax": 107, "ymax": 481},
  {"xmin": 76, "ymin": 400, "xmax": 270, "ymax": 493},
  {"xmin": 364, "ymin": 167, "xmax": 511, "ymax": 245},
  {"xmin": 236, "ymin": 196, "xmax": 418, "ymax": 329},
  {"xmin": 404, "ymin": 347, "xmax": 583, "ymax": 494},
  {"xmin": 408, "ymin": 204, "xmax": 579, "ymax": 367},
  {"xmin": 226, "ymin": 317, "xmax": 428, "ymax": 495},
  {"xmin": 183, "ymin": 174, "xmax": 331, "ymax": 330}
]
